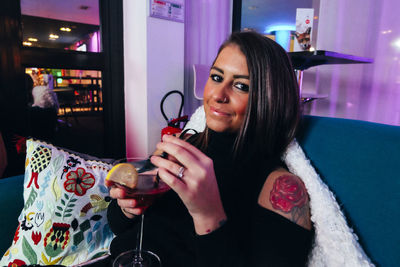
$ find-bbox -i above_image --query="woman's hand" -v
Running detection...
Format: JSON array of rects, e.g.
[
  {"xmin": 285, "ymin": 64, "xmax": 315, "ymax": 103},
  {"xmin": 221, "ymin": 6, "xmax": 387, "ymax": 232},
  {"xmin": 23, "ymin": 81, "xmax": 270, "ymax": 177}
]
[
  {"xmin": 150, "ymin": 134, "xmax": 227, "ymax": 235},
  {"xmin": 108, "ymin": 186, "xmax": 144, "ymax": 219},
  {"xmin": 106, "ymin": 169, "xmax": 155, "ymax": 219}
]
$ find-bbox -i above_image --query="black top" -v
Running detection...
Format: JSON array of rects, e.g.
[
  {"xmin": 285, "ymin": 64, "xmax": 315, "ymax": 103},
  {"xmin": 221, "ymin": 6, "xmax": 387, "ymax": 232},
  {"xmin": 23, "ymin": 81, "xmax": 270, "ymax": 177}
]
[{"xmin": 107, "ymin": 130, "xmax": 313, "ymax": 267}]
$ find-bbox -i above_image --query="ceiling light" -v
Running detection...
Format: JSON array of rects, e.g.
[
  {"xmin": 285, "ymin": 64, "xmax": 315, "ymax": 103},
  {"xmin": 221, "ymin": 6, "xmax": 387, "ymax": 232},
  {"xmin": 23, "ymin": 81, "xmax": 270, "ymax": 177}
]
[
  {"xmin": 28, "ymin": 37, "xmax": 38, "ymax": 42},
  {"xmin": 49, "ymin": 34, "xmax": 59, "ymax": 40},
  {"xmin": 23, "ymin": 41, "xmax": 32, "ymax": 46},
  {"xmin": 60, "ymin": 27, "xmax": 71, "ymax": 32}
]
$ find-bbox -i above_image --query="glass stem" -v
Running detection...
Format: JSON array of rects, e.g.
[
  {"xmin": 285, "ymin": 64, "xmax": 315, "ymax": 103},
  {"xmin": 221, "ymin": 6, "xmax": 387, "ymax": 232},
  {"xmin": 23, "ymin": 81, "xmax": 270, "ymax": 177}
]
[{"xmin": 134, "ymin": 213, "xmax": 145, "ymax": 263}]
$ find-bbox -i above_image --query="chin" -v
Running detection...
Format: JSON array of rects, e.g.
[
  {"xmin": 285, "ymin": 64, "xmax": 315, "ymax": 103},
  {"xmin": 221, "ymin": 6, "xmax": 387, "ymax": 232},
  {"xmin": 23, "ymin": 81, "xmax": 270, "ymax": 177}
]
[
  {"xmin": 206, "ymin": 121, "xmax": 228, "ymax": 133},
  {"xmin": 206, "ymin": 121, "xmax": 239, "ymax": 133}
]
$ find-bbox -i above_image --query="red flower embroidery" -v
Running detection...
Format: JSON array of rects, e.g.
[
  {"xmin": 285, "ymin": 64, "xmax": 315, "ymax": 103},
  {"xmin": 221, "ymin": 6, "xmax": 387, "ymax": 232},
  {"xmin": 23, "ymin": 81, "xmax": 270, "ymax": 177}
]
[
  {"xmin": 31, "ymin": 231, "xmax": 42, "ymax": 245},
  {"xmin": 13, "ymin": 224, "xmax": 20, "ymax": 244},
  {"xmin": 270, "ymin": 175, "xmax": 307, "ymax": 212},
  {"xmin": 64, "ymin": 167, "xmax": 95, "ymax": 196},
  {"xmin": 8, "ymin": 259, "xmax": 26, "ymax": 267}
]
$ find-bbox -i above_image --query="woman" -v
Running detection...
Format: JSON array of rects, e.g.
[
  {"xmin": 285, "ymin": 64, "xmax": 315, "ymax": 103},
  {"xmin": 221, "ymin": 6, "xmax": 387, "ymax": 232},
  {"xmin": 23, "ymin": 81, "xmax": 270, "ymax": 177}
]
[{"xmin": 107, "ymin": 31, "xmax": 313, "ymax": 266}]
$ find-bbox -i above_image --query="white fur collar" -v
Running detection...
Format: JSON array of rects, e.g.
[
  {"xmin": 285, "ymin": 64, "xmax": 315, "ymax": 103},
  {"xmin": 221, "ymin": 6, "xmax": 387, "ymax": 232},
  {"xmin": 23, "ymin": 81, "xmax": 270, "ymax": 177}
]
[{"xmin": 283, "ymin": 141, "xmax": 374, "ymax": 267}]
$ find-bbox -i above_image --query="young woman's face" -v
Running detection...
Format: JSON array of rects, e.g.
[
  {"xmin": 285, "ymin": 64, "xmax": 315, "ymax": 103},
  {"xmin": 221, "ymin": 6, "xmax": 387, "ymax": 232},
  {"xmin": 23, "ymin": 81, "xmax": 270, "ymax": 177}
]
[{"xmin": 203, "ymin": 44, "xmax": 250, "ymax": 133}]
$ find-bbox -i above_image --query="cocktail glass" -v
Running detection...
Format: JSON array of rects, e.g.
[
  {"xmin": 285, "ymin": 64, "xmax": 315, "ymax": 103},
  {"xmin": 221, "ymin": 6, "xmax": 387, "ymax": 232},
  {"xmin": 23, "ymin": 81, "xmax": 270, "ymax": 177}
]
[{"xmin": 110, "ymin": 158, "xmax": 170, "ymax": 267}]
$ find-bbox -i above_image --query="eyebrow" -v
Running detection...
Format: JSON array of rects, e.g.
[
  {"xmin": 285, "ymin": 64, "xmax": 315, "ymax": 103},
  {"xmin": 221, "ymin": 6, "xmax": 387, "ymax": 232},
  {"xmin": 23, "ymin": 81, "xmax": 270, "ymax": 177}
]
[{"xmin": 211, "ymin": 66, "xmax": 250, "ymax": 80}]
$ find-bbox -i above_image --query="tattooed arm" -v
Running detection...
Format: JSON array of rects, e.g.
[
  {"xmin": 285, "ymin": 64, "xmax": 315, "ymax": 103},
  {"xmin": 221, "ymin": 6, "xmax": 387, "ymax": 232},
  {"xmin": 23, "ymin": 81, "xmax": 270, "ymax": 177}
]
[{"xmin": 258, "ymin": 168, "xmax": 312, "ymax": 230}]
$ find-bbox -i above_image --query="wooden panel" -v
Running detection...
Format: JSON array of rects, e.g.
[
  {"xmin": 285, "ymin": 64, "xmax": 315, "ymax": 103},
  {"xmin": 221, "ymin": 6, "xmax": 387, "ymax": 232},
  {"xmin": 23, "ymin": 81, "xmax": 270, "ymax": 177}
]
[{"xmin": 0, "ymin": 0, "xmax": 28, "ymax": 133}]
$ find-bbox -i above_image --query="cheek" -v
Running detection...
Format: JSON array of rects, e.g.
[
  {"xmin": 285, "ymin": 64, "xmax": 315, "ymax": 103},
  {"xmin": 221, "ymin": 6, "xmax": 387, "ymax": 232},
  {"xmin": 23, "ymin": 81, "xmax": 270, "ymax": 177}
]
[
  {"xmin": 233, "ymin": 96, "xmax": 249, "ymax": 117},
  {"xmin": 202, "ymin": 81, "xmax": 213, "ymax": 101}
]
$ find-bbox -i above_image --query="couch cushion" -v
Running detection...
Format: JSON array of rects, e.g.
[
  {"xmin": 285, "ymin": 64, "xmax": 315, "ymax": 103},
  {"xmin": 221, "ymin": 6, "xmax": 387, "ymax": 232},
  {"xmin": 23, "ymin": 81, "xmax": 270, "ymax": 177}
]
[
  {"xmin": 297, "ymin": 115, "xmax": 400, "ymax": 267},
  {"xmin": 0, "ymin": 139, "xmax": 115, "ymax": 266},
  {"xmin": 0, "ymin": 175, "xmax": 24, "ymax": 255}
]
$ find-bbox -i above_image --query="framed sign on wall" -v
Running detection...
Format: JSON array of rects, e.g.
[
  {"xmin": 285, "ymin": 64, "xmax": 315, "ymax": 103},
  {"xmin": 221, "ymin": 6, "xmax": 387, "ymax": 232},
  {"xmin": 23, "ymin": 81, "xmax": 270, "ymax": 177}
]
[{"xmin": 149, "ymin": 0, "xmax": 184, "ymax": 23}]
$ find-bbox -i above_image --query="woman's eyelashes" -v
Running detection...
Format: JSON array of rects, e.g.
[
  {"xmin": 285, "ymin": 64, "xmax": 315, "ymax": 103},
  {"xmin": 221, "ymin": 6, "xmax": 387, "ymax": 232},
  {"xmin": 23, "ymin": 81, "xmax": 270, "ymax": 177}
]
[
  {"xmin": 234, "ymin": 82, "xmax": 249, "ymax": 92},
  {"xmin": 210, "ymin": 74, "xmax": 223, "ymax": 82},
  {"xmin": 210, "ymin": 74, "xmax": 249, "ymax": 92}
]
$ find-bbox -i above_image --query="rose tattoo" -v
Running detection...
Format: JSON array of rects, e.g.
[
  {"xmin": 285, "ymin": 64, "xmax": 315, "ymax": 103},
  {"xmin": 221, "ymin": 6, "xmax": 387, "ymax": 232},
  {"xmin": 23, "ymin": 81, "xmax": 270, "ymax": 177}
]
[{"xmin": 269, "ymin": 175, "xmax": 307, "ymax": 218}]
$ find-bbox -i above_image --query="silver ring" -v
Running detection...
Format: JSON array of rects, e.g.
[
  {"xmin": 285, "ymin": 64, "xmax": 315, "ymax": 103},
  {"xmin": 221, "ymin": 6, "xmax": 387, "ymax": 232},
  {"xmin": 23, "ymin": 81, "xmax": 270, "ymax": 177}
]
[{"xmin": 177, "ymin": 166, "xmax": 185, "ymax": 179}]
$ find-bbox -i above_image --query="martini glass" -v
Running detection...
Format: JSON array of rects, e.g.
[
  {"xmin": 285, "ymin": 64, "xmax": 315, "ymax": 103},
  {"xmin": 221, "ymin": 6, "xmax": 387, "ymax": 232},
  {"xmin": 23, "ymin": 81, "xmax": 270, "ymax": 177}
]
[{"xmin": 110, "ymin": 158, "xmax": 170, "ymax": 267}]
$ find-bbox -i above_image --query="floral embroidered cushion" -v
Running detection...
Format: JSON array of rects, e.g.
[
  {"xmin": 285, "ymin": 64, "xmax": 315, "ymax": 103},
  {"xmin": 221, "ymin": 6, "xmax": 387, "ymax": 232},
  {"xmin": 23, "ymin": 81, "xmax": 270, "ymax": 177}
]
[{"xmin": 0, "ymin": 139, "xmax": 115, "ymax": 266}]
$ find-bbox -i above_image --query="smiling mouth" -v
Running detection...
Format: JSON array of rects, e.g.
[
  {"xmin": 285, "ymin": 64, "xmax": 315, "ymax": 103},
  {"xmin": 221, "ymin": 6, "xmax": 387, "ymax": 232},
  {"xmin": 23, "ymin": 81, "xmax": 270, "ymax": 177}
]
[{"xmin": 209, "ymin": 106, "xmax": 230, "ymax": 117}]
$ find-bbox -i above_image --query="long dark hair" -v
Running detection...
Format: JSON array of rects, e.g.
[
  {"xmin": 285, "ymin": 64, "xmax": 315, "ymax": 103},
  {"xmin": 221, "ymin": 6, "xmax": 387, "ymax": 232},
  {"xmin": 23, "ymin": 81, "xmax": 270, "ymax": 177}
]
[{"xmin": 196, "ymin": 31, "xmax": 300, "ymax": 165}]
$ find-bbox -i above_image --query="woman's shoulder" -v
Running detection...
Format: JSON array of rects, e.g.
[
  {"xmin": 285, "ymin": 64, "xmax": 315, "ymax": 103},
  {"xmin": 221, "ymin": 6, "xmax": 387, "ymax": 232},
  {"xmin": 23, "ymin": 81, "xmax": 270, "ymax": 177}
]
[{"xmin": 257, "ymin": 168, "xmax": 312, "ymax": 230}]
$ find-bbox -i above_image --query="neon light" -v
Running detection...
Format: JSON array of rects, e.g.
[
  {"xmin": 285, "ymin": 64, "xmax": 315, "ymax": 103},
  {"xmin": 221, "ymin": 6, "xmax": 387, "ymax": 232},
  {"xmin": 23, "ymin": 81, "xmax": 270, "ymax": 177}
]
[
  {"xmin": 90, "ymin": 31, "xmax": 100, "ymax": 52},
  {"xmin": 275, "ymin": 30, "xmax": 291, "ymax": 51},
  {"xmin": 264, "ymin": 24, "xmax": 295, "ymax": 34}
]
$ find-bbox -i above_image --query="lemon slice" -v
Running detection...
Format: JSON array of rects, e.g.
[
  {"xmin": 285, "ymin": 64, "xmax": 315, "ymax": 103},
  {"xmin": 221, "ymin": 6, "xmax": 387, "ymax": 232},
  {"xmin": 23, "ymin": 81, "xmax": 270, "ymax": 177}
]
[{"xmin": 106, "ymin": 163, "xmax": 139, "ymax": 189}]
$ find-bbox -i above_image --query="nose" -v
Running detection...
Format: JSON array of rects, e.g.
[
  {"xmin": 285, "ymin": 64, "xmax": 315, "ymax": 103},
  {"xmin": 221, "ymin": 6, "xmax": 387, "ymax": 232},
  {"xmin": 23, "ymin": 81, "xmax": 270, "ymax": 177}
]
[{"xmin": 212, "ymin": 82, "xmax": 230, "ymax": 103}]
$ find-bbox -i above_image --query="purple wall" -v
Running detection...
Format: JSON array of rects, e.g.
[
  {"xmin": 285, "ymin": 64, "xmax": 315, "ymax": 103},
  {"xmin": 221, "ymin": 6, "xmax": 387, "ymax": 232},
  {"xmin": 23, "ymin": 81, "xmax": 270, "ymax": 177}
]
[
  {"xmin": 183, "ymin": 0, "xmax": 232, "ymax": 116},
  {"xmin": 183, "ymin": 0, "xmax": 400, "ymax": 126},
  {"xmin": 304, "ymin": 0, "xmax": 400, "ymax": 126}
]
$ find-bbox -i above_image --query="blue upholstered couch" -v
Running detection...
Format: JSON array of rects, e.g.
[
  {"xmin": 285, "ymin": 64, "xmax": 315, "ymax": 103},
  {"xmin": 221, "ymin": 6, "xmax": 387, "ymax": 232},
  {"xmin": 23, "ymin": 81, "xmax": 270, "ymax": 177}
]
[{"xmin": 1, "ymin": 115, "xmax": 399, "ymax": 266}]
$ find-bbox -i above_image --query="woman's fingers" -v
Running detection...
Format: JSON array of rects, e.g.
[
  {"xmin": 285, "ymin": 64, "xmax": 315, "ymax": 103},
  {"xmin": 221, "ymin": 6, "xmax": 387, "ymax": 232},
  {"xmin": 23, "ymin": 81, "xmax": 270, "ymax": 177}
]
[
  {"xmin": 151, "ymin": 156, "xmax": 187, "ymax": 191},
  {"xmin": 116, "ymin": 196, "xmax": 137, "ymax": 208},
  {"xmin": 156, "ymin": 137, "xmax": 199, "ymax": 169},
  {"xmin": 110, "ymin": 187, "xmax": 145, "ymax": 217},
  {"xmin": 109, "ymin": 186, "xmax": 125, "ymax": 199},
  {"xmin": 152, "ymin": 134, "xmax": 226, "ymax": 229},
  {"xmin": 155, "ymin": 137, "xmax": 214, "ymax": 184},
  {"xmin": 140, "ymin": 168, "xmax": 158, "ymax": 175},
  {"xmin": 120, "ymin": 205, "xmax": 143, "ymax": 218},
  {"xmin": 162, "ymin": 134, "xmax": 205, "ymax": 160},
  {"xmin": 150, "ymin": 155, "xmax": 185, "ymax": 177}
]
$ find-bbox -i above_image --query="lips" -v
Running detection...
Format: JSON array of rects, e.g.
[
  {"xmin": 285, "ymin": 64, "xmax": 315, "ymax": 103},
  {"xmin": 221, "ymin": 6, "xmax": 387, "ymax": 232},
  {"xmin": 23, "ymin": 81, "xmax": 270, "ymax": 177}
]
[{"xmin": 209, "ymin": 106, "xmax": 231, "ymax": 117}]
